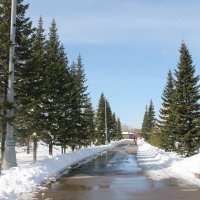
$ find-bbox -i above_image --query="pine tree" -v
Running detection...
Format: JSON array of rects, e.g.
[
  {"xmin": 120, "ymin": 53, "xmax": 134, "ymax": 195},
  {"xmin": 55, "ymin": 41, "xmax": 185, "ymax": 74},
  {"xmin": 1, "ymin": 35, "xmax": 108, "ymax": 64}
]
[
  {"xmin": 84, "ymin": 100, "xmax": 95, "ymax": 146},
  {"xmin": 142, "ymin": 101, "xmax": 156, "ymax": 142},
  {"xmin": 116, "ymin": 117, "xmax": 122, "ymax": 140},
  {"xmin": 141, "ymin": 105, "xmax": 149, "ymax": 140},
  {"xmin": 42, "ymin": 19, "xmax": 70, "ymax": 154},
  {"xmin": 0, "ymin": 0, "xmax": 33, "ymax": 160},
  {"xmin": 95, "ymin": 93, "xmax": 106, "ymax": 145},
  {"xmin": 66, "ymin": 62, "xmax": 79, "ymax": 151},
  {"xmin": 53, "ymin": 45, "xmax": 72, "ymax": 154},
  {"xmin": 67, "ymin": 56, "xmax": 90, "ymax": 150},
  {"xmin": 147, "ymin": 100, "xmax": 156, "ymax": 131},
  {"xmin": 105, "ymin": 100, "xmax": 113, "ymax": 142},
  {"xmin": 75, "ymin": 55, "xmax": 90, "ymax": 147},
  {"xmin": 110, "ymin": 113, "xmax": 118, "ymax": 140},
  {"xmin": 159, "ymin": 70, "xmax": 175, "ymax": 150},
  {"xmin": 53, "ymin": 58, "xmax": 74, "ymax": 154},
  {"xmin": 173, "ymin": 42, "xmax": 200, "ymax": 156},
  {"xmin": 15, "ymin": 16, "xmax": 46, "ymax": 146}
]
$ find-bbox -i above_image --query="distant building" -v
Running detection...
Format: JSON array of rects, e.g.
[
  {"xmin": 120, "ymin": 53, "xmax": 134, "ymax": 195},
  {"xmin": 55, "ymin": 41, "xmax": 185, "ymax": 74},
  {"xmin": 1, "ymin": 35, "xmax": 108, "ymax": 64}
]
[
  {"xmin": 121, "ymin": 128, "xmax": 142, "ymax": 139},
  {"xmin": 121, "ymin": 131, "xmax": 134, "ymax": 139}
]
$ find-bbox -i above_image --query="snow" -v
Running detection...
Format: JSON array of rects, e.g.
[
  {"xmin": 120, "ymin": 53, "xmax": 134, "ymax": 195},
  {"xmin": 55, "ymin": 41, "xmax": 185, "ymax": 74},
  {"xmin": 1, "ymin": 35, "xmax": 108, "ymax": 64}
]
[
  {"xmin": 137, "ymin": 139, "xmax": 200, "ymax": 186},
  {"xmin": 0, "ymin": 140, "xmax": 123, "ymax": 200},
  {"xmin": 2, "ymin": 139, "xmax": 200, "ymax": 199},
  {"xmin": 16, "ymin": 142, "xmax": 63, "ymax": 167},
  {"xmin": 122, "ymin": 131, "xmax": 133, "ymax": 134}
]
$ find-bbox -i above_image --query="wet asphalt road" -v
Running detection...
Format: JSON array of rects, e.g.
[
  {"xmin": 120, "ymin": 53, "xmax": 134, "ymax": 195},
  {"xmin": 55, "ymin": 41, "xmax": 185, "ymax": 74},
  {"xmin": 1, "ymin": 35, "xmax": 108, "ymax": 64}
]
[{"xmin": 34, "ymin": 141, "xmax": 200, "ymax": 200}]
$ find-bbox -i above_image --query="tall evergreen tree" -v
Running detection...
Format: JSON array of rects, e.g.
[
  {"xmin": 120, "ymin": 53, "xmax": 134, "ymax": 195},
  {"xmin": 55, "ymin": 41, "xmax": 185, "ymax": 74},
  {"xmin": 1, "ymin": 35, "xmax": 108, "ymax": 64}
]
[
  {"xmin": 142, "ymin": 105, "xmax": 151, "ymax": 141},
  {"xmin": 173, "ymin": 42, "xmax": 200, "ymax": 156},
  {"xmin": 116, "ymin": 117, "xmax": 122, "ymax": 140},
  {"xmin": 42, "ymin": 20, "xmax": 70, "ymax": 154},
  {"xmin": 15, "ymin": 16, "xmax": 46, "ymax": 145},
  {"xmin": 84, "ymin": 100, "xmax": 95, "ymax": 146},
  {"xmin": 0, "ymin": 0, "xmax": 33, "ymax": 160},
  {"xmin": 75, "ymin": 55, "xmax": 90, "ymax": 147},
  {"xmin": 142, "ymin": 105, "xmax": 149, "ymax": 134},
  {"xmin": 105, "ymin": 100, "xmax": 113, "ymax": 142},
  {"xmin": 159, "ymin": 70, "xmax": 175, "ymax": 150},
  {"xmin": 147, "ymin": 100, "xmax": 156, "ymax": 131},
  {"xmin": 68, "ymin": 56, "xmax": 90, "ymax": 150},
  {"xmin": 95, "ymin": 93, "xmax": 106, "ymax": 145},
  {"xmin": 66, "ymin": 62, "xmax": 79, "ymax": 150},
  {"xmin": 51, "ymin": 58, "xmax": 76, "ymax": 154},
  {"xmin": 110, "ymin": 113, "xmax": 118, "ymax": 140},
  {"xmin": 95, "ymin": 94, "xmax": 119, "ymax": 143},
  {"xmin": 142, "ymin": 101, "xmax": 156, "ymax": 141}
]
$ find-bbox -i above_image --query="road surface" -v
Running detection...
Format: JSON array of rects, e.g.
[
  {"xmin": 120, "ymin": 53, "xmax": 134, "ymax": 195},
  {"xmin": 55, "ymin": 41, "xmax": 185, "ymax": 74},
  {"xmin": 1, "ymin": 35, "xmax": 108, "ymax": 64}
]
[{"xmin": 34, "ymin": 141, "xmax": 200, "ymax": 200}]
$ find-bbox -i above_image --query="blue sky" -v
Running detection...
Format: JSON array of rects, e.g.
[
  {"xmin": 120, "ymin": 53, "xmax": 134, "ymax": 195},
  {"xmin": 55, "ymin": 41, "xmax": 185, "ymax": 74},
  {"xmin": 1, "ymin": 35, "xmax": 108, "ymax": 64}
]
[{"xmin": 24, "ymin": 0, "xmax": 200, "ymax": 128}]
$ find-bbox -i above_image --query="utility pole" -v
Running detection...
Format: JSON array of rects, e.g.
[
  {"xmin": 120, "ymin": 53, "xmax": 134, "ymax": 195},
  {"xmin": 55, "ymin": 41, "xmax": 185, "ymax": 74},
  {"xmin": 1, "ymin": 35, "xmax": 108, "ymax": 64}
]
[
  {"xmin": 3, "ymin": 0, "xmax": 17, "ymax": 169},
  {"xmin": 105, "ymin": 100, "xmax": 108, "ymax": 145}
]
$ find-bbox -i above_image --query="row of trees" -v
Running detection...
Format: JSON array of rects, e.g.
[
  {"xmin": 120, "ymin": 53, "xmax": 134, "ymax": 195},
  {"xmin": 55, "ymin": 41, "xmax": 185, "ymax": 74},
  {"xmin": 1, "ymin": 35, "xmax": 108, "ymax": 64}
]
[
  {"xmin": 142, "ymin": 42, "xmax": 200, "ymax": 157},
  {"xmin": 141, "ymin": 100, "xmax": 156, "ymax": 141},
  {"xmin": 0, "ymin": 0, "xmax": 122, "ymax": 161},
  {"xmin": 95, "ymin": 93, "xmax": 122, "ymax": 145}
]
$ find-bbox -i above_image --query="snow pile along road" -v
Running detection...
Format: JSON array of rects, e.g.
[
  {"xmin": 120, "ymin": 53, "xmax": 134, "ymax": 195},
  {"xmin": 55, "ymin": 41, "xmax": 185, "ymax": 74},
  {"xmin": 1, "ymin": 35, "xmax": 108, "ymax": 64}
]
[
  {"xmin": 0, "ymin": 140, "xmax": 122, "ymax": 200},
  {"xmin": 137, "ymin": 139, "xmax": 200, "ymax": 185}
]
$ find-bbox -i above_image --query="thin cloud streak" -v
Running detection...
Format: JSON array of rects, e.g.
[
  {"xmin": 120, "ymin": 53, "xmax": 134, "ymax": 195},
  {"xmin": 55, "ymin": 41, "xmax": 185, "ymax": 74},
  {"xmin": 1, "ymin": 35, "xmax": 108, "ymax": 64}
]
[
  {"xmin": 24, "ymin": 0, "xmax": 200, "ymax": 127},
  {"xmin": 25, "ymin": 0, "xmax": 200, "ymax": 46}
]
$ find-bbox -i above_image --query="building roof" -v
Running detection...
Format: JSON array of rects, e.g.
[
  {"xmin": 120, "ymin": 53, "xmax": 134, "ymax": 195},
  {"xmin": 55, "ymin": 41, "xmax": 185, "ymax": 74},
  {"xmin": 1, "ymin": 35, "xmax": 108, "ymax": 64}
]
[{"xmin": 122, "ymin": 131, "xmax": 133, "ymax": 135}]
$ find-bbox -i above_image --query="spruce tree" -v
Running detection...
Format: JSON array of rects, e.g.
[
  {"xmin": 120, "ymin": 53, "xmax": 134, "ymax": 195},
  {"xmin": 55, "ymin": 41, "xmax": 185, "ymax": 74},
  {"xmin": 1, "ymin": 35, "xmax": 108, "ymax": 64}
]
[
  {"xmin": 105, "ymin": 100, "xmax": 113, "ymax": 142},
  {"xmin": 66, "ymin": 62, "xmax": 79, "ymax": 150},
  {"xmin": 141, "ymin": 105, "xmax": 149, "ymax": 140},
  {"xmin": 110, "ymin": 113, "xmax": 118, "ymax": 140},
  {"xmin": 159, "ymin": 70, "xmax": 175, "ymax": 150},
  {"xmin": 147, "ymin": 100, "xmax": 156, "ymax": 131},
  {"xmin": 53, "ymin": 58, "xmax": 75, "ymax": 154},
  {"xmin": 0, "ymin": 0, "xmax": 33, "ymax": 160},
  {"xmin": 173, "ymin": 42, "xmax": 200, "ymax": 156},
  {"xmin": 95, "ymin": 93, "xmax": 106, "ymax": 145},
  {"xmin": 116, "ymin": 117, "xmax": 122, "ymax": 140},
  {"xmin": 42, "ymin": 20, "xmax": 70, "ymax": 154},
  {"xmin": 67, "ymin": 56, "xmax": 90, "ymax": 150},
  {"xmin": 84, "ymin": 100, "xmax": 95, "ymax": 146},
  {"xmin": 54, "ymin": 45, "xmax": 72, "ymax": 154},
  {"xmin": 15, "ymin": 16, "xmax": 46, "ymax": 146},
  {"xmin": 142, "ymin": 101, "xmax": 156, "ymax": 142},
  {"xmin": 75, "ymin": 55, "xmax": 90, "ymax": 147}
]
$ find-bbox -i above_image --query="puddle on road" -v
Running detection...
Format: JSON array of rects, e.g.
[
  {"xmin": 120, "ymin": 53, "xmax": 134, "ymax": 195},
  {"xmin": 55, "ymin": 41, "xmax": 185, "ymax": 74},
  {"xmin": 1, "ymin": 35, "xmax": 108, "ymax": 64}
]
[
  {"xmin": 34, "ymin": 174, "xmax": 200, "ymax": 200},
  {"xmin": 33, "ymin": 143, "xmax": 200, "ymax": 200}
]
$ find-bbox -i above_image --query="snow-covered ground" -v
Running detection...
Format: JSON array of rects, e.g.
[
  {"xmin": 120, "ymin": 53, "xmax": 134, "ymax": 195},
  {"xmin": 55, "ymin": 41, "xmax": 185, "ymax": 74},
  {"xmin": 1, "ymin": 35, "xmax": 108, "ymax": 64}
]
[
  {"xmin": 1, "ymin": 139, "xmax": 200, "ymax": 200},
  {"xmin": 0, "ymin": 140, "xmax": 123, "ymax": 200},
  {"xmin": 137, "ymin": 139, "xmax": 200, "ymax": 186},
  {"xmin": 16, "ymin": 142, "xmax": 63, "ymax": 167}
]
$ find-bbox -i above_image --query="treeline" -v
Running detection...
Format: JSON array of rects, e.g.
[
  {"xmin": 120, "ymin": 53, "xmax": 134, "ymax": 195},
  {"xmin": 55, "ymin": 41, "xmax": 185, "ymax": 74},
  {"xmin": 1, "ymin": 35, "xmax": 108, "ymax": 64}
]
[
  {"xmin": 142, "ymin": 42, "xmax": 200, "ymax": 157},
  {"xmin": 0, "ymin": 0, "xmax": 122, "ymax": 160}
]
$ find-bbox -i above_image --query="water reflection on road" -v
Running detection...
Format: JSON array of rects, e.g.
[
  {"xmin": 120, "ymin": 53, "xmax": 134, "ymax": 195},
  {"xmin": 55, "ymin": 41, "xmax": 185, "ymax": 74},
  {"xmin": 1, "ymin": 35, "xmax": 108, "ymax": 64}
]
[{"xmin": 34, "ymin": 141, "xmax": 200, "ymax": 200}]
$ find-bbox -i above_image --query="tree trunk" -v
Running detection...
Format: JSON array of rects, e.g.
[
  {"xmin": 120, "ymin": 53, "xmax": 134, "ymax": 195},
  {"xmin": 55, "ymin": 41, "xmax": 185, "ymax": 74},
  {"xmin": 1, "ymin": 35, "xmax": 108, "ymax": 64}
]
[
  {"xmin": 49, "ymin": 142, "xmax": 53, "ymax": 155},
  {"xmin": 0, "ymin": 121, "xmax": 6, "ymax": 163},
  {"xmin": 27, "ymin": 138, "xmax": 30, "ymax": 154},
  {"xmin": 1, "ymin": 87, "xmax": 7, "ymax": 163},
  {"xmin": 33, "ymin": 137, "xmax": 37, "ymax": 163},
  {"xmin": 71, "ymin": 145, "xmax": 75, "ymax": 152}
]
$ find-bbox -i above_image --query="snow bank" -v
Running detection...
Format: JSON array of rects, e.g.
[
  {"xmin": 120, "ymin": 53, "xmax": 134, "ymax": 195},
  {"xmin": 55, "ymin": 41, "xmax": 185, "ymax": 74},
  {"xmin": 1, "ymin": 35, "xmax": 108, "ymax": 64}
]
[
  {"xmin": 0, "ymin": 140, "xmax": 123, "ymax": 200},
  {"xmin": 137, "ymin": 139, "xmax": 200, "ymax": 185},
  {"xmin": 16, "ymin": 141, "xmax": 63, "ymax": 167}
]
